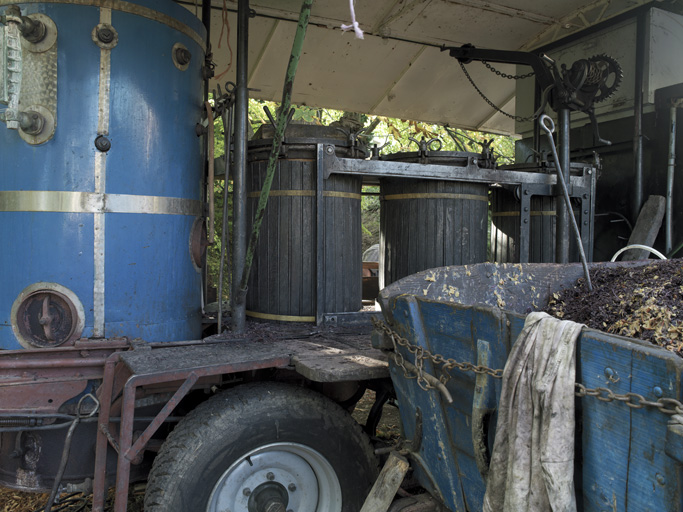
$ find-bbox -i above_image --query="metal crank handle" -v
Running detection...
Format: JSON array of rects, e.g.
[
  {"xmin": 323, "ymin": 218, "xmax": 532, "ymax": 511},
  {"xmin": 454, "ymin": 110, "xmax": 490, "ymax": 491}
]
[{"xmin": 538, "ymin": 114, "xmax": 593, "ymax": 291}]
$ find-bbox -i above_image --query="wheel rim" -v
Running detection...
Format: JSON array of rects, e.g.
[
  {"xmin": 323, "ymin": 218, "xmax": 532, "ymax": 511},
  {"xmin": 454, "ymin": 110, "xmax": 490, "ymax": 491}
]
[{"xmin": 207, "ymin": 442, "xmax": 342, "ymax": 512}]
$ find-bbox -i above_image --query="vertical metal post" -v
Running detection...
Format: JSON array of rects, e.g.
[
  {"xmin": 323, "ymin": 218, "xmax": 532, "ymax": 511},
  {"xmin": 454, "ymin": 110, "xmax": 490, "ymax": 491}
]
[
  {"xmin": 632, "ymin": 13, "xmax": 646, "ymax": 223},
  {"xmin": 518, "ymin": 185, "xmax": 531, "ymax": 263},
  {"xmin": 234, "ymin": 0, "xmax": 313, "ymax": 324},
  {"xmin": 231, "ymin": 0, "xmax": 249, "ymax": 333},
  {"xmin": 555, "ymin": 108, "xmax": 571, "ymax": 263},
  {"xmin": 201, "ymin": 0, "xmax": 212, "ymax": 309},
  {"xmin": 316, "ymin": 144, "xmax": 325, "ymax": 325},
  {"xmin": 666, "ymin": 103, "xmax": 677, "ymax": 254},
  {"xmin": 532, "ymin": 84, "xmax": 541, "ymax": 162},
  {"xmin": 218, "ymin": 104, "xmax": 233, "ymax": 333}
]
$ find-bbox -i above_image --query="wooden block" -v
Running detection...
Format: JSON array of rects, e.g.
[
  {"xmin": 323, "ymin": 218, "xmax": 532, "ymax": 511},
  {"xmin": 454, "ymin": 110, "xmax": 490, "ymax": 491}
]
[
  {"xmin": 623, "ymin": 195, "xmax": 666, "ymax": 260},
  {"xmin": 359, "ymin": 452, "xmax": 410, "ymax": 512}
]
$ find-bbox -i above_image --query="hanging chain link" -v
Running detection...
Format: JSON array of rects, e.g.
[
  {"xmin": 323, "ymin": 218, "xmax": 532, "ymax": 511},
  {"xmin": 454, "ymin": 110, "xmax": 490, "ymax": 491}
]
[
  {"xmin": 373, "ymin": 318, "xmax": 683, "ymax": 417},
  {"xmin": 458, "ymin": 61, "xmax": 540, "ymax": 123},
  {"xmin": 481, "ymin": 60, "xmax": 535, "ymax": 80}
]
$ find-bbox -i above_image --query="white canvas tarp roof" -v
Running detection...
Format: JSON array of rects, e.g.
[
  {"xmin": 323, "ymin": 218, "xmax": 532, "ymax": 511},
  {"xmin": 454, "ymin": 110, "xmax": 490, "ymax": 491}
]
[{"xmin": 194, "ymin": 0, "xmax": 657, "ymax": 134}]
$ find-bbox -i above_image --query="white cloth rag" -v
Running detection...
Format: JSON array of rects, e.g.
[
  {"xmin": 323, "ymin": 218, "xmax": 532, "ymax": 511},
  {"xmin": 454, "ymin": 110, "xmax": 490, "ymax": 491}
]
[{"xmin": 483, "ymin": 312, "xmax": 583, "ymax": 512}]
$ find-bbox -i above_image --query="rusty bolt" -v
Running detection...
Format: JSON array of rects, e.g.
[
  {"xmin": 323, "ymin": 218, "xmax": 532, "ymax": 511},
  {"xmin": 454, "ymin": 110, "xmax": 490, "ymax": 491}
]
[
  {"xmin": 95, "ymin": 135, "xmax": 111, "ymax": 152},
  {"xmin": 266, "ymin": 472, "xmax": 275, "ymax": 481},
  {"xmin": 288, "ymin": 483, "xmax": 296, "ymax": 492},
  {"xmin": 242, "ymin": 488, "xmax": 251, "ymax": 497},
  {"xmin": 97, "ymin": 26, "xmax": 115, "ymax": 44},
  {"xmin": 175, "ymin": 47, "xmax": 192, "ymax": 66}
]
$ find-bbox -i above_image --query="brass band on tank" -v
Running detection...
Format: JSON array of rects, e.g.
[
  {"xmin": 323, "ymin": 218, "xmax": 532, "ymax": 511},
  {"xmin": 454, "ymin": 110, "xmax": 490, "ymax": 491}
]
[
  {"xmin": 382, "ymin": 192, "xmax": 488, "ymax": 202},
  {"xmin": 492, "ymin": 210, "xmax": 556, "ymax": 217},
  {"xmin": 0, "ymin": 191, "xmax": 203, "ymax": 216},
  {"xmin": 247, "ymin": 190, "xmax": 362, "ymax": 200},
  {"xmin": 245, "ymin": 310, "xmax": 316, "ymax": 323}
]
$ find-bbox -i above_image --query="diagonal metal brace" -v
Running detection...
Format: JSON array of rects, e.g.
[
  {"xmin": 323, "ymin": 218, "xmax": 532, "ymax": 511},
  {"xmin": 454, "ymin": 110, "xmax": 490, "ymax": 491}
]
[{"xmin": 123, "ymin": 371, "xmax": 198, "ymax": 462}]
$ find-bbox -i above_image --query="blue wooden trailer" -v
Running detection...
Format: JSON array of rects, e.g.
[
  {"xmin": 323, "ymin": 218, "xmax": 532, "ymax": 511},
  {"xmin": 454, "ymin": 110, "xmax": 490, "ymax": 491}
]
[{"xmin": 375, "ymin": 262, "xmax": 683, "ymax": 512}]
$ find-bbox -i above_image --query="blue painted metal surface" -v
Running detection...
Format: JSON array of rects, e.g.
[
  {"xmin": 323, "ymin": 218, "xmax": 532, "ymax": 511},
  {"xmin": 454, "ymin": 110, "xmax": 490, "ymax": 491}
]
[
  {"xmin": 379, "ymin": 262, "xmax": 683, "ymax": 511},
  {"xmin": 0, "ymin": 0, "xmax": 206, "ymax": 349}
]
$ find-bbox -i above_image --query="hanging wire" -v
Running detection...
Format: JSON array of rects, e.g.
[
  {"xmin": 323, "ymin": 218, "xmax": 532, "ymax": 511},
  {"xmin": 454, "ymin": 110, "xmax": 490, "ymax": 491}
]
[
  {"xmin": 42, "ymin": 394, "xmax": 99, "ymax": 512},
  {"xmin": 213, "ymin": 0, "xmax": 234, "ymax": 81}
]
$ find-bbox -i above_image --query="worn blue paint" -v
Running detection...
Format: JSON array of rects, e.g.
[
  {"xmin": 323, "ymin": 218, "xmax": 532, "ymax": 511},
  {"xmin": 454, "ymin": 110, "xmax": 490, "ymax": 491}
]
[
  {"xmin": 379, "ymin": 263, "xmax": 683, "ymax": 512},
  {"xmin": 0, "ymin": 1, "xmax": 206, "ymax": 348}
]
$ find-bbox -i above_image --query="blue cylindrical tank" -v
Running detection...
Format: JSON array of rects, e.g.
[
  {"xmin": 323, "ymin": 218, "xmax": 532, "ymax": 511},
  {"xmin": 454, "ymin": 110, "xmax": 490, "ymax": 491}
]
[{"xmin": 0, "ymin": 0, "xmax": 206, "ymax": 349}]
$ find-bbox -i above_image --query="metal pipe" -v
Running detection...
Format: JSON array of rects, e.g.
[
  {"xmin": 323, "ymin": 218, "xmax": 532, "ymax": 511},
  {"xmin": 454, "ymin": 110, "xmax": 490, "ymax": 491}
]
[
  {"xmin": 201, "ymin": 0, "xmax": 212, "ymax": 310},
  {"xmin": 205, "ymin": 102, "xmax": 215, "ymax": 243},
  {"xmin": 532, "ymin": 83, "xmax": 541, "ymax": 162},
  {"xmin": 666, "ymin": 103, "xmax": 677, "ymax": 254},
  {"xmin": 231, "ymin": 0, "xmax": 249, "ymax": 333},
  {"xmin": 316, "ymin": 144, "xmax": 325, "ymax": 325},
  {"xmin": 632, "ymin": 13, "xmax": 646, "ymax": 223},
  {"xmin": 555, "ymin": 108, "xmax": 571, "ymax": 263},
  {"xmin": 218, "ymin": 103, "xmax": 233, "ymax": 333},
  {"xmin": 235, "ymin": 0, "xmax": 313, "ymax": 315},
  {"xmin": 540, "ymin": 115, "xmax": 592, "ymax": 291}
]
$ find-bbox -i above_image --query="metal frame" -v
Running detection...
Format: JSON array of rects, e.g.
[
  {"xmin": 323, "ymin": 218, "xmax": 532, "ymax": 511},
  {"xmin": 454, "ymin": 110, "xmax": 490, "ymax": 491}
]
[
  {"xmin": 319, "ymin": 143, "xmax": 596, "ymax": 266},
  {"xmin": 91, "ymin": 347, "xmax": 291, "ymax": 512}
]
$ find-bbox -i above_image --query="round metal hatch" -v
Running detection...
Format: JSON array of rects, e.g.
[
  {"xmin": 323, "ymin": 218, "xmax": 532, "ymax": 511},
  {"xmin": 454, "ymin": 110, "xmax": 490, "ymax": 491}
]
[{"xmin": 11, "ymin": 283, "xmax": 85, "ymax": 348}]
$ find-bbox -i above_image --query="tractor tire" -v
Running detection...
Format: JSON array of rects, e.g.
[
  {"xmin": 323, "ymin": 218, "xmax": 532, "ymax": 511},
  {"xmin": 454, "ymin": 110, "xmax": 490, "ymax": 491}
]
[{"xmin": 144, "ymin": 382, "xmax": 379, "ymax": 512}]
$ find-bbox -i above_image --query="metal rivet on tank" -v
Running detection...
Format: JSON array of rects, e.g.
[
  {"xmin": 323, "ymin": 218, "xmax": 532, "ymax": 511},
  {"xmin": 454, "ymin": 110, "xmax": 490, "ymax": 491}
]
[
  {"xmin": 653, "ymin": 386, "xmax": 663, "ymax": 398},
  {"xmin": 523, "ymin": 206, "xmax": 529, "ymax": 212},
  {"xmin": 92, "ymin": 23, "xmax": 118, "ymax": 49},
  {"xmin": 325, "ymin": 145, "xmax": 334, "ymax": 154},
  {"xmin": 266, "ymin": 472, "xmax": 275, "ymax": 481},
  {"xmin": 95, "ymin": 135, "xmax": 111, "ymax": 152},
  {"xmin": 243, "ymin": 488, "xmax": 251, "ymax": 496},
  {"xmin": 288, "ymin": 484, "xmax": 296, "ymax": 492},
  {"xmin": 656, "ymin": 473, "xmax": 666, "ymax": 486},
  {"xmin": 97, "ymin": 26, "xmax": 114, "ymax": 44}
]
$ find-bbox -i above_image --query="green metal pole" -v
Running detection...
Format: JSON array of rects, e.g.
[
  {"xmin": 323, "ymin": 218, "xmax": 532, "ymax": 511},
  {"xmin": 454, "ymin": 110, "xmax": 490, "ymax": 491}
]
[{"xmin": 234, "ymin": 0, "xmax": 313, "ymax": 308}]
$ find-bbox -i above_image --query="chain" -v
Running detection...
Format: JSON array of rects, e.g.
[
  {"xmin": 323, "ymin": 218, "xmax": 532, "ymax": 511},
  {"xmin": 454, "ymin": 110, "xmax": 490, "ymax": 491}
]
[
  {"xmin": 482, "ymin": 60, "xmax": 535, "ymax": 80},
  {"xmin": 458, "ymin": 61, "xmax": 541, "ymax": 123},
  {"xmin": 373, "ymin": 318, "xmax": 504, "ymax": 392},
  {"xmin": 373, "ymin": 318, "xmax": 683, "ymax": 417}
]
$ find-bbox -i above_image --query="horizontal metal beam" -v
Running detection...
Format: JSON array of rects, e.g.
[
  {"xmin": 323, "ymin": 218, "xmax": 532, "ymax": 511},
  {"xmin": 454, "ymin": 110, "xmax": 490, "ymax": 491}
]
[{"xmin": 322, "ymin": 148, "xmax": 594, "ymax": 188}]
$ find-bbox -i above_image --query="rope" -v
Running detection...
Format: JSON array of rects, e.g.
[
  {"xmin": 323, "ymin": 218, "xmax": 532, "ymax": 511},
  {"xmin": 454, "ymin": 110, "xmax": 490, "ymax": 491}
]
[{"xmin": 341, "ymin": 0, "xmax": 364, "ymax": 39}]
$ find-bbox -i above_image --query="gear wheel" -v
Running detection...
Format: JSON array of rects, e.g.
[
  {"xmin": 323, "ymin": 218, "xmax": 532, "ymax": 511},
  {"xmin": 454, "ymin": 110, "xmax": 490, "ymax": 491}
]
[{"xmin": 586, "ymin": 54, "xmax": 623, "ymax": 103}]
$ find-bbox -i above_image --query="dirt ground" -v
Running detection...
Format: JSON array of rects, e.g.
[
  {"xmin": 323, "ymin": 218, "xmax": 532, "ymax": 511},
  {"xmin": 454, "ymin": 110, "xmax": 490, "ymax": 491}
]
[
  {"xmin": 1, "ymin": 390, "xmax": 400, "ymax": 511},
  {"xmin": 545, "ymin": 259, "xmax": 683, "ymax": 355}
]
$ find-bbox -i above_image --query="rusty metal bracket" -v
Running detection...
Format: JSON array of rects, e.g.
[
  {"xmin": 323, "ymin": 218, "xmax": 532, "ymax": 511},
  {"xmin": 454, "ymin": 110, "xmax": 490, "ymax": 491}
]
[{"xmin": 123, "ymin": 372, "xmax": 198, "ymax": 462}]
